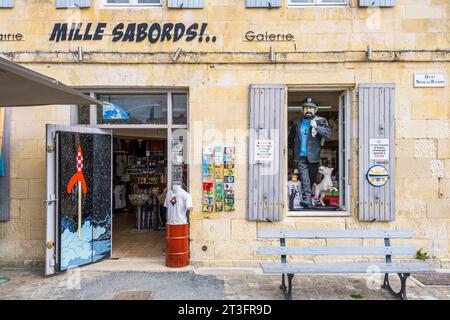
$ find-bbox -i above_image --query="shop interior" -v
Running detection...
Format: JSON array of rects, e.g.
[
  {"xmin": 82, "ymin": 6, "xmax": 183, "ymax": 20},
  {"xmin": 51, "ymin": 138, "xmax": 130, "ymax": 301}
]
[
  {"xmin": 287, "ymin": 90, "xmax": 343, "ymax": 211},
  {"xmin": 111, "ymin": 129, "xmax": 169, "ymax": 259}
]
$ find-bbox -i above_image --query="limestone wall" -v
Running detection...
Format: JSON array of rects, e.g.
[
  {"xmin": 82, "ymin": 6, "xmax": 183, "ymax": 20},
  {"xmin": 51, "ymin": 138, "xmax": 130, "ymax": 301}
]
[{"xmin": 0, "ymin": 0, "xmax": 448, "ymax": 268}]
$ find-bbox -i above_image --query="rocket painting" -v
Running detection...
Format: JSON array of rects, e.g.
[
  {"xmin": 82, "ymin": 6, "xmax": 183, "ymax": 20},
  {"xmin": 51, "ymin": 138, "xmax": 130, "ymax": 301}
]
[{"xmin": 67, "ymin": 146, "xmax": 88, "ymax": 239}]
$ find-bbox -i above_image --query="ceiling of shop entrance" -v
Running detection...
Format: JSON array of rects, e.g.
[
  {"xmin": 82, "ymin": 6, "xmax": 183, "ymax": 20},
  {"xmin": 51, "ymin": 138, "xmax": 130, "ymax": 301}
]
[
  {"xmin": 288, "ymin": 91, "xmax": 341, "ymax": 111},
  {"xmin": 112, "ymin": 129, "xmax": 167, "ymax": 139}
]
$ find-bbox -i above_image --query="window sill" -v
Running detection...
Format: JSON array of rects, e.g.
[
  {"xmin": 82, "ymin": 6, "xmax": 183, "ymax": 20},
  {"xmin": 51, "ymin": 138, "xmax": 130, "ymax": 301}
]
[{"xmin": 287, "ymin": 210, "xmax": 350, "ymax": 217}]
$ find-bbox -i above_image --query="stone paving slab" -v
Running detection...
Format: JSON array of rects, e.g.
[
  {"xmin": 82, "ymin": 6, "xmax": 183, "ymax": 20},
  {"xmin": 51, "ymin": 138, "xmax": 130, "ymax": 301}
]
[{"xmin": 0, "ymin": 268, "xmax": 449, "ymax": 300}]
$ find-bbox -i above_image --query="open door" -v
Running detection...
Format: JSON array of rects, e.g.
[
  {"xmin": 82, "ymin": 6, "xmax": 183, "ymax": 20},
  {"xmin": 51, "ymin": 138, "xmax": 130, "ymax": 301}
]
[{"xmin": 45, "ymin": 125, "xmax": 112, "ymax": 275}]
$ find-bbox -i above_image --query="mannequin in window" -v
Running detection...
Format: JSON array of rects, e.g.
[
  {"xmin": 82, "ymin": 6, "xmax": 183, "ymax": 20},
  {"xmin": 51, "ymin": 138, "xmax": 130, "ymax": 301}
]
[{"xmin": 288, "ymin": 97, "xmax": 332, "ymax": 209}]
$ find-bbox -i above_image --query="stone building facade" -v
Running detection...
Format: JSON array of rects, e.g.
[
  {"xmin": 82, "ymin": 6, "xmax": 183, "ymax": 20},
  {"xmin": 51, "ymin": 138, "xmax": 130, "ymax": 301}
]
[{"xmin": 0, "ymin": 0, "xmax": 449, "ymax": 270}]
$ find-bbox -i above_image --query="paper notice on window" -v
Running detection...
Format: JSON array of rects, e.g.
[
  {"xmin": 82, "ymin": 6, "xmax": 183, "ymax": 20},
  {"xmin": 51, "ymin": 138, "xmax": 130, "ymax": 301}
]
[
  {"xmin": 255, "ymin": 140, "xmax": 274, "ymax": 162},
  {"xmin": 369, "ymin": 138, "xmax": 389, "ymax": 161}
]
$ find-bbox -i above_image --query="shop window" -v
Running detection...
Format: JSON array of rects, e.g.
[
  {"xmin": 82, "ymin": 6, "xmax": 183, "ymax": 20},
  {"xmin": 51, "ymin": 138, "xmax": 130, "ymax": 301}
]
[
  {"xmin": 96, "ymin": 94, "xmax": 168, "ymax": 125},
  {"xmin": 105, "ymin": 0, "xmax": 162, "ymax": 6},
  {"xmin": 172, "ymin": 93, "xmax": 188, "ymax": 125},
  {"xmin": 287, "ymin": 90, "xmax": 350, "ymax": 213},
  {"xmin": 289, "ymin": 0, "xmax": 347, "ymax": 6}
]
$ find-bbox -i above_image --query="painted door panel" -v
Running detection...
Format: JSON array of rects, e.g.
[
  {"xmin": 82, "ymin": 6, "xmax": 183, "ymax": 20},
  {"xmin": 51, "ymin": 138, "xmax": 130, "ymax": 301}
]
[{"xmin": 46, "ymin": 125, "xmax": 112, "ymax": 275}]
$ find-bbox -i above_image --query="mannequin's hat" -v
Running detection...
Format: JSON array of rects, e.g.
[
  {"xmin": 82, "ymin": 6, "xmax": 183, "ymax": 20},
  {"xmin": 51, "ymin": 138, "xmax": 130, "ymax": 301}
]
[{"xmin": 301, "ymin": 97, "xmax": 319, "ymax": 108}]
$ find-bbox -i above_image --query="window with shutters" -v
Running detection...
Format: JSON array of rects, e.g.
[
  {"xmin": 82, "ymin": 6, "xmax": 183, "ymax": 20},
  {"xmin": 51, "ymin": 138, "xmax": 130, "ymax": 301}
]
[
  {"xmin": 359, "ymin": 0, "xmax": 395, "ymax": 7},
  {"xmin": 104, "ymin": 0, "xmax": 162, "ymax": 6},
  {"xmin": 168, "ymin": 0, "xmax": 204, "ymax": 8},
  {"xmin": 56, "ymin": 0, "xmax": 91, "ymax": 8},
  {"xmin": 289, "ymin": 0, "xmax": 347, "ymax": 6},
  {"xmin": 287, "ymin": 89, "xmax": 351, "ymax": 216},
  {"xmin": 246, "ymin": 0, "xmax": 282, "ymax": 8},
  {"xmin": 0, "ymin": 0, "xmax": 13, "ymax": 8}
]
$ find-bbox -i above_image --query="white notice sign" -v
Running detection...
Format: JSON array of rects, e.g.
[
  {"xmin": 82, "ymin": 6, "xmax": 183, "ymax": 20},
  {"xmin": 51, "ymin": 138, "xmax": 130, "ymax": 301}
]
[
  {"xmin": 370, "ymin": 139, "xmax": 389, "ymax": 161},
  {"xmin": 255, "ymin": 140, "xmax": 274, "ymax": 162},
  {"xmin": 414, "ymin": 73, "xmax": 446, "ymax": 87}
]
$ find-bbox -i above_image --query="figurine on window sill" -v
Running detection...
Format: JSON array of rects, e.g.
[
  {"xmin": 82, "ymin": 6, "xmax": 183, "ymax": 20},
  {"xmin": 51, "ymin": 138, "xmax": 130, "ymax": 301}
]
[{"xmin": 313, "ymin": 166, "xmax": 338, "ymax": 206}]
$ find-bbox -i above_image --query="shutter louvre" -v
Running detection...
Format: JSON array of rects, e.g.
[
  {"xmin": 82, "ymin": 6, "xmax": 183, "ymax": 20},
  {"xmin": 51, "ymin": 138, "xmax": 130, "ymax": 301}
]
[
  {"xmin": 246, "ymin": 0, "xmax": 282, "ymax": 8},
  {"xmin": 56, "ymin": 0, "xmax": 91, "ymax": 8},
  {"xmin": 168, "ymin": 0, "xmax": 204, "ymax": 8},
  {"xmin": 359, "ymin": 0, "xmax": 396, "ymax": 7},
  {"xmin": 248, "ymin": 85, "xmax": 285, "ymax": 222},
  {"xmin": 358, "ymin": 84, "xmax": 395, "ymax": 222},
  {"xmin": 0, "ymin": 0, "xmax": 13, "ymax": 8}
]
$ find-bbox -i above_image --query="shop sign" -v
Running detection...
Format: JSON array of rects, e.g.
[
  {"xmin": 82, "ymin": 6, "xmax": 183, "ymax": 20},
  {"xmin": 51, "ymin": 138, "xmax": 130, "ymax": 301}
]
[
  {"xmin": 255, "ymin": 140, "xmax": 274, "ymax": 162},
  {"xmin": 49, "ymin": 22, "xmax": 216, "ymax": 44},
  {"xmin": 0, "ymin": 33, "xmax": 23, "ymax": 41},
  {"xmin": 366, "ymin": 165, "xmax": 389, "ymax": 187},
  {"xmin": 244, "ymin": 31, "xmax": 294, "ymax": 42},
  {"xmin": 369, "ymin": 138, "xmax": 389, "ymax": 161},
  {"xmin": 414, "ymin": 73, "xmax": 446, "ymax": 88}
]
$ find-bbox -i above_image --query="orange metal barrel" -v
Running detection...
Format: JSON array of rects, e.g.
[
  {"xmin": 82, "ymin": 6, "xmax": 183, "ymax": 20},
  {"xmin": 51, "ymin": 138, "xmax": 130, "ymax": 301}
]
[{"xmin": 165, "ymin": 224, "xmax": 190, "ymax": 268}]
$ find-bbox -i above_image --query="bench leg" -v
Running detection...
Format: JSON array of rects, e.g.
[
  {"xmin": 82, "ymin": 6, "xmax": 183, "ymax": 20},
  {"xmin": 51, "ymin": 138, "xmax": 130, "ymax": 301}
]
[
  {"xmin": 280, "ymin": 273, "xmax": 287, "ymax": 292},
  {"xmin": 287, "ymin": 274, "xmax": 294, "ymax": 300},
  {"xmin": 381, "ymin": 273, "xmax": 410, "ymax": 300}
]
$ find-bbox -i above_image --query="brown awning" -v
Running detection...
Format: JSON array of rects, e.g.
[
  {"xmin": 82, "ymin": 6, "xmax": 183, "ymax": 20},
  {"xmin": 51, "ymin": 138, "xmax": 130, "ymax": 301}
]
[{"xmin": 0, "ymin": 57, "xmax": 101, "ymax": 107}]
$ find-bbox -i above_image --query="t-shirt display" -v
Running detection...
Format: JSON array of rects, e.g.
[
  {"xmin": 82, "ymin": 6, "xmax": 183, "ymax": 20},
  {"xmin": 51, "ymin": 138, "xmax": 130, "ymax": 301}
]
[
  {"xmin": 113, "ymin": 184, "xmax": 127, "ymax": 209},
  {"xmin": 164, "ymin": 185, "xmax": 193, "ymax": 225}
]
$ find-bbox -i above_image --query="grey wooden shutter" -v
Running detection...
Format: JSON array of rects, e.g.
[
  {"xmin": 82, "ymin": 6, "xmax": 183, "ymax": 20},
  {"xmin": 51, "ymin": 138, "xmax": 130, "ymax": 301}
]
[
  {"xmin": 0, "ymin": 109, "xmax": 11, "ymax": 222},
  {"xmin": 56, "ymin": 0, "xmax": 91, "ymax": 8},
  {"xmin": 358, "ymin": 84, "xmax": 395, "ymax": 221},
  {"xmin": 0, "ymin": 0, "xmax": 13, "ymax": 8},
  {"xmin": 168, "ymin": 0, "xmax": 204, "ymax": 8},
  {"xmin": 359, "ymin": 0, "xmax": 396, "ymax": 7},
  {"xmin": 246, "ymin": 0, "xmax": 282, "ymax": 8},
  {"xmin": 248, "ymin": 85, "xmax": 285, "ymax": 222}
]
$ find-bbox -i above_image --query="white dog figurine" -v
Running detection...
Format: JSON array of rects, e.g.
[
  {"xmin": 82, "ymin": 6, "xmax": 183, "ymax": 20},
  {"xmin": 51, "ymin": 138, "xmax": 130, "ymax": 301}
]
[{"xmin": 313, "ymin": 166, "xmax": 338, "ymax": 206}]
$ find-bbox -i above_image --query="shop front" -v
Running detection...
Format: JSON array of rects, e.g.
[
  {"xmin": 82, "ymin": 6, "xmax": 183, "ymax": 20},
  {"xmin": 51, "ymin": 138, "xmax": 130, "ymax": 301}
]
[{"xmin": 0, "ymin": 1, "xmax": 449, "ymax": 271}]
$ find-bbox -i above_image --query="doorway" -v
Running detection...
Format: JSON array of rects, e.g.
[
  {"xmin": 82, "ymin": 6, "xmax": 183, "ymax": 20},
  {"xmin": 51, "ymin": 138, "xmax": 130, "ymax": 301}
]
[{"xmin": 111, "ymin": 129, "xmax": 168, "ymax": 259}]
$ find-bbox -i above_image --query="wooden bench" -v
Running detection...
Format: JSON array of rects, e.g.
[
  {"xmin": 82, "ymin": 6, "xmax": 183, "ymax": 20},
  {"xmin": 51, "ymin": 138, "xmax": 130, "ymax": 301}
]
[{"xmin": 257, "ymin": 230, "xmax": 434, "ymax": 300}]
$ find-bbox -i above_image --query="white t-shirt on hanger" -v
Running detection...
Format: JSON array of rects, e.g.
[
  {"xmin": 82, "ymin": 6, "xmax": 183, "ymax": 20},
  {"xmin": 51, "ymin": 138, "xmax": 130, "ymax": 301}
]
[
  {"xmin": 164, "ymin": 185, "xmax": 193, "ymax": 225},
  {"xmin": 113, "ymin": 184, "xmax": 126, "ymax": 209}
]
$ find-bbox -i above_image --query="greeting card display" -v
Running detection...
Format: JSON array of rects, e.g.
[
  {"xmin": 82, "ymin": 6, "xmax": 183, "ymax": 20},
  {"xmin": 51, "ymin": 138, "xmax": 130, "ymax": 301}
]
[
  {"xmin": 223, "ymin": 146, "xmax": 235, "ymax": 212},
  {"xmin": 202, "ymin": 146, "xmax": 215, "ymax": 212},
  {"xmin": 202, "ymin": 144, "xmax": 236, "ymax": 213}
]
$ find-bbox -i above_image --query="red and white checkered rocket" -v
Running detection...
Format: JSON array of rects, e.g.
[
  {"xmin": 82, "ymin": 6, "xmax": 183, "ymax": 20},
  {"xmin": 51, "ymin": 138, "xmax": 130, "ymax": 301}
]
[{"xmin": 67, "ymin": 147, "xmax": 88, "ymax": 239}]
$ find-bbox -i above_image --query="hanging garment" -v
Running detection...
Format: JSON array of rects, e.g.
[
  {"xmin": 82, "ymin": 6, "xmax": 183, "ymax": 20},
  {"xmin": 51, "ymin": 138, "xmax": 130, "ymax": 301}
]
[
  {"xmin": 113, "ymin": 184, "xmax": 127, "ymax": 209},
  {"xmin": 115, "ymin": 154, "xmax": 126, "ymax": 177}
]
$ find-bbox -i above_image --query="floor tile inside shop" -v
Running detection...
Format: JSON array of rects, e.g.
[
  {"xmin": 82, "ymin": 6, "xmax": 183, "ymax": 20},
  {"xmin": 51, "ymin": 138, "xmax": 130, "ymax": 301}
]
[{"xmin": 112, "ymin": 211, "xmax": 165, "ymax": 259}]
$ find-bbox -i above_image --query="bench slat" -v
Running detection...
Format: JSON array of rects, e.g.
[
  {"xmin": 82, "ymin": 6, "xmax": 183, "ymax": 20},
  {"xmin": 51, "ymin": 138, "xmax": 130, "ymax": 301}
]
[
  {"xmin": 258, "ymin": 246, "xmax": 416, "ymax": 256},
  {"xmin": 260, "ymin": 262, "xmax": 434, "ymax": 274},
  {"xmin": 258, "ymin": 230, "xmax": 413, "ymax": 239}
]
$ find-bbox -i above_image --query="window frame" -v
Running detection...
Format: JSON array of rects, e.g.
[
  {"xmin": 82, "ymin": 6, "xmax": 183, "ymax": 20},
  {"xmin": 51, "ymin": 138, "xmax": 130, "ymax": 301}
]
[
  {"xmin": 286, "ymin": 88, "xmax": 352, "ymax": 218},
  {"xmin": 104, "ymin": 0, "xmax": 163, "ymax": 7},
  {"xmin": 288, "ymin": 0, "xmax": 348, "ymax": 6}
]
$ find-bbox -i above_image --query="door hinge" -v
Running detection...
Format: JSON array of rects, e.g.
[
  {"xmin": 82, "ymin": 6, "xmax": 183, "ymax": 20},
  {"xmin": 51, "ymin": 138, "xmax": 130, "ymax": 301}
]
[
  {"xmin": 47, "ymin": 241, "xmax": 55, "ymax": 249},
  {"xmin": 47, "ymin": 146, "xmax": 55, "ymax": 153},
  {"xmin": 44, "ymin": 194, "xmax": 57, "ymax": 205}
]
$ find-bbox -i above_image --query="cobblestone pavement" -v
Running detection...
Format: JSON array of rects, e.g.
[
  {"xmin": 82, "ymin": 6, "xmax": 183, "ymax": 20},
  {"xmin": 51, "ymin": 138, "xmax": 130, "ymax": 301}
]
[
  {"xmin": 0, "ymin": 268, "xmax": 449, "ymax": 300},
  {"xmin": 218, "ymin": 274, "xmax": 450, "ymax": 300}
]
